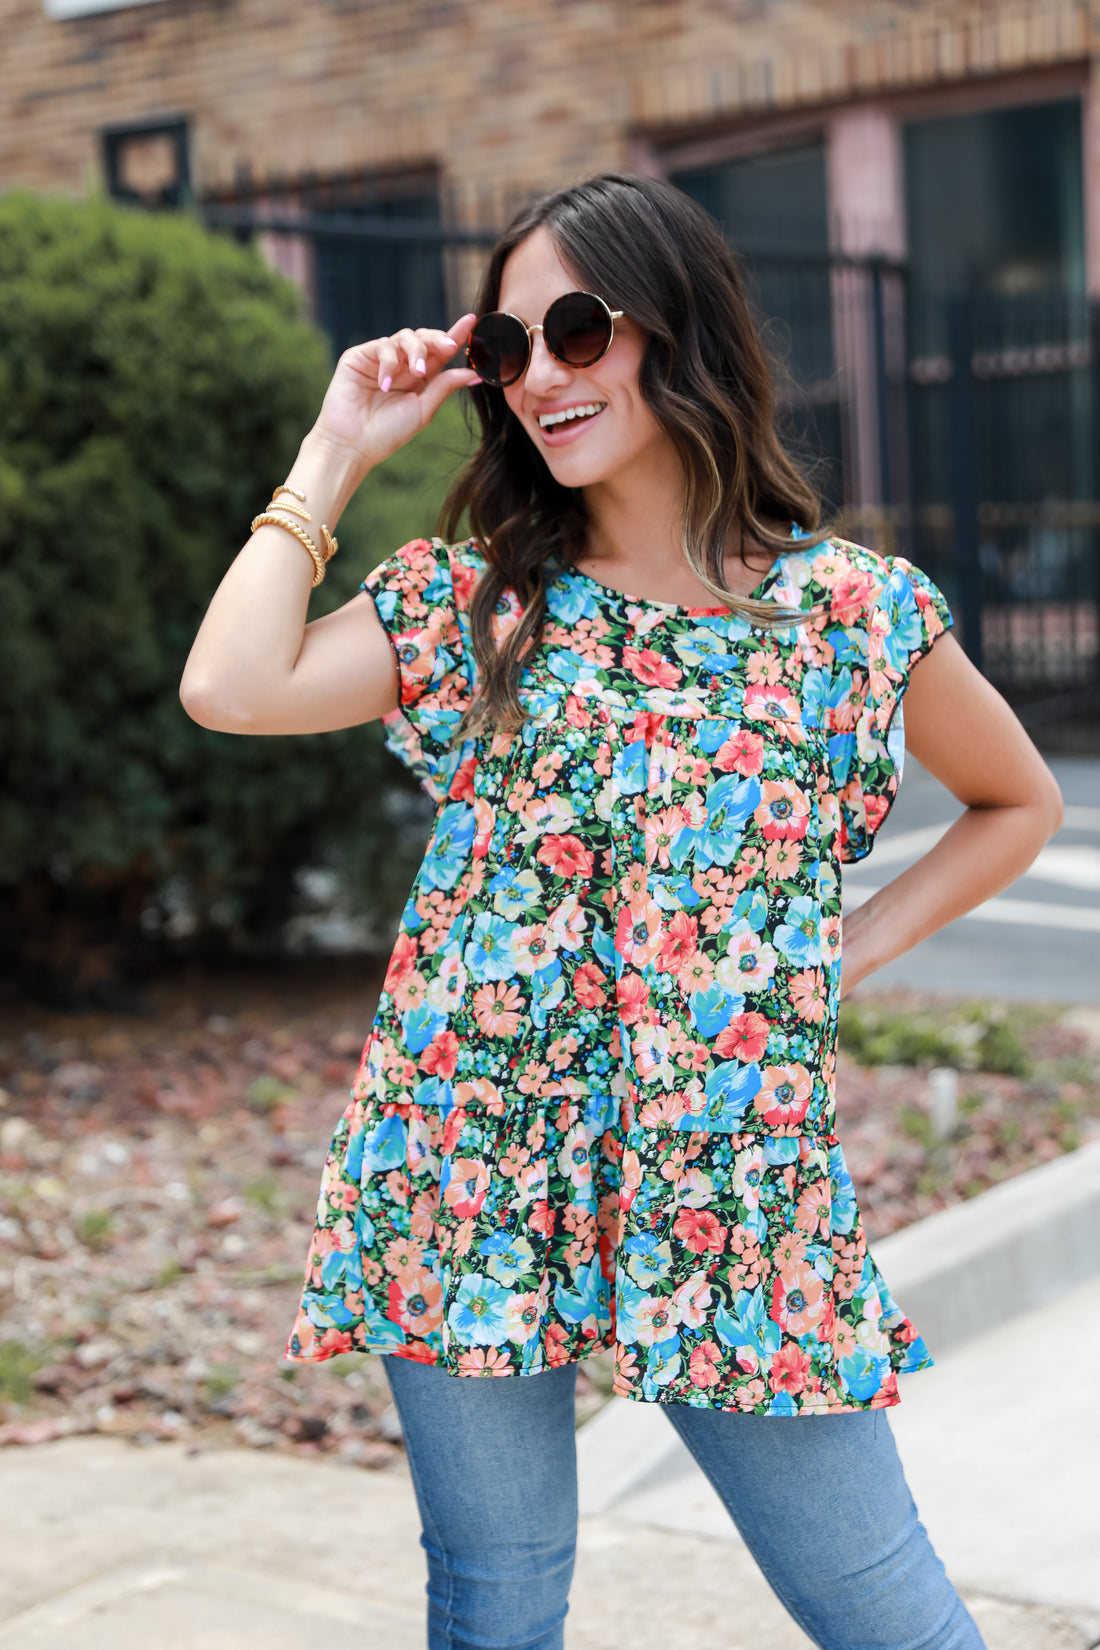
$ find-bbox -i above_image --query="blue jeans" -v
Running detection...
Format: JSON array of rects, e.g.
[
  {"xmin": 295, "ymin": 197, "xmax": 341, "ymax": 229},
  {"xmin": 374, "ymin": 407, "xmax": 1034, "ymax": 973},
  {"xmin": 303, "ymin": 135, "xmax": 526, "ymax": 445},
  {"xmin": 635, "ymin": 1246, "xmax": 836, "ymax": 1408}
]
[{"xmin": 382, "ymin": 1355, "xmax": 985, "ymax": 1650}]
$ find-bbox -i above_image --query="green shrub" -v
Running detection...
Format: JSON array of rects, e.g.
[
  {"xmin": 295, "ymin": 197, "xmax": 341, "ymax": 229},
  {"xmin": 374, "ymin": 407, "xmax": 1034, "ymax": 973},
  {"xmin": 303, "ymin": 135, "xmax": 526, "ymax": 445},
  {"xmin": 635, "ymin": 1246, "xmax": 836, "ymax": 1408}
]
[
  {"xmin": 838, "ymin": 1001, "xmax": 1030, "ymax": 1076},
  {"xmin": 0, "ymin": 1339, "xmax": 41, "ymax": 1403},
  {"xmin": 0, "ymin": 190, "xmax": 472, "ymax": 997}
]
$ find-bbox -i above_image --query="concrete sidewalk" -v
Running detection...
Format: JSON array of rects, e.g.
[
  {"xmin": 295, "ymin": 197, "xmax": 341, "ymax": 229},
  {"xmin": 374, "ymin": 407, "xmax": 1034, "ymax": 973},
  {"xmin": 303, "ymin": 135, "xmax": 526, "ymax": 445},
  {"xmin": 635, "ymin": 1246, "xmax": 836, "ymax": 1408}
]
[{"xmin": 2, "ymin": 1149, "xmax": 1099, "ymax": 1648}]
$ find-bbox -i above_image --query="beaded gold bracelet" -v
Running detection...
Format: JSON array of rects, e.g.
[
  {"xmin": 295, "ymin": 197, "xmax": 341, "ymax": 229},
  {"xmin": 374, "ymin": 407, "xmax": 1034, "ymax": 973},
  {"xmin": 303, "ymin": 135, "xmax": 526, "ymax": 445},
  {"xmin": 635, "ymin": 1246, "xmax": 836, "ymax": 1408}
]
[{"xmin": 251, "ymin": 484, "xmax": 339, "ymax": 587}]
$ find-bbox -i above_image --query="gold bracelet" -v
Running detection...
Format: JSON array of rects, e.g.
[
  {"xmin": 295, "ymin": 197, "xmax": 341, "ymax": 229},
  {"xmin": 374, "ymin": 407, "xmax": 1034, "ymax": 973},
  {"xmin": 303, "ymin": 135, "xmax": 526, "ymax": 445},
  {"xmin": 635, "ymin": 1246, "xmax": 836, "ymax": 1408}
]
[
  {"xmin": 266, "ymin": 485, "xmax": 339, "ymax": 562},
  {"xmin": 251, "ymin": 510, "xmax": 326, "ymax": 586}
]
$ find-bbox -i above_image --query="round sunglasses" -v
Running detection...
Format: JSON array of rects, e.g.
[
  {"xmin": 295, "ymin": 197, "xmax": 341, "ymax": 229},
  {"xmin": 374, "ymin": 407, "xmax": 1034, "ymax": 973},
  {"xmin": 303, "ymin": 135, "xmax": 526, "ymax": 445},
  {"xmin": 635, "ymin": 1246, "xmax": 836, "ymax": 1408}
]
[{"xmin": 466, "ymin": 291, "xmax": 624, "ymax": 388}]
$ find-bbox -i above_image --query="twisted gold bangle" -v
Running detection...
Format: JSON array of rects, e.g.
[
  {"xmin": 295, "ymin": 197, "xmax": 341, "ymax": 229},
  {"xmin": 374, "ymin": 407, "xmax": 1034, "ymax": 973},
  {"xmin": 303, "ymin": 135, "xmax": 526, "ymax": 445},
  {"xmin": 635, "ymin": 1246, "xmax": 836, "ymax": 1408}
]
[
  {"xmin": 251, "ymin": 510, "xmax": 326, "ymax": 586},
  {"xmin": 265, "ymin": 485, "xmax": 338, "ymax": 562}
]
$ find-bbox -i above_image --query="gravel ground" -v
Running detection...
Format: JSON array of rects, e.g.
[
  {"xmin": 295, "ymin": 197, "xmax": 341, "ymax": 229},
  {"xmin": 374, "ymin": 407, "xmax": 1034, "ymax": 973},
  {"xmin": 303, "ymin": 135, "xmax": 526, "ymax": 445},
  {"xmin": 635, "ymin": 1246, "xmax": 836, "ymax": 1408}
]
[{"xmin": 0, "ymin": 964, "xmax": 1096, "ymax": 1464}]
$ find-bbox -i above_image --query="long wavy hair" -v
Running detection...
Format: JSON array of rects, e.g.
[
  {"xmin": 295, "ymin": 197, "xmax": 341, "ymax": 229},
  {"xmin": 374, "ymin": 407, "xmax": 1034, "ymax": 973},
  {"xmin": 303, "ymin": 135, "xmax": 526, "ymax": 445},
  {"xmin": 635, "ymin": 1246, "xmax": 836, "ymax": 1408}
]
[{"xmin": 440, "ymin": 173, "xmax": 829, "ymax": 735}]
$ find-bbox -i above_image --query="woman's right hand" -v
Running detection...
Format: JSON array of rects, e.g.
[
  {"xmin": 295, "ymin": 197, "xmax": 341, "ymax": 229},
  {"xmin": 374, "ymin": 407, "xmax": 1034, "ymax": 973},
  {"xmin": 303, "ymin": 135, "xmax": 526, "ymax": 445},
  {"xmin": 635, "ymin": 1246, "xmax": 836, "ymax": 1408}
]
[{"xmin": 311, "ymin": 312, "xmax": 482, "ymax": 474}]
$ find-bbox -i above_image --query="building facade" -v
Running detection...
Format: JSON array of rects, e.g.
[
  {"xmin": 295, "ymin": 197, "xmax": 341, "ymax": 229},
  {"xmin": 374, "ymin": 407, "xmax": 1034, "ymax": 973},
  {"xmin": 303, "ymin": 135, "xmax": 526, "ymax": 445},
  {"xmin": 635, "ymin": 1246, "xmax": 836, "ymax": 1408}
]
[{"xmin": 3, "ymin": 0, "xmax": 1099, "ymax": 695}]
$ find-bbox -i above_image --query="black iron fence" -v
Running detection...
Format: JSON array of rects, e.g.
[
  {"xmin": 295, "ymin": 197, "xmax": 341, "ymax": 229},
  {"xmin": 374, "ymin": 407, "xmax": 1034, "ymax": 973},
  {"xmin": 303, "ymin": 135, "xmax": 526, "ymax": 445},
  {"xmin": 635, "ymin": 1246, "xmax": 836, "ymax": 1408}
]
[{"xmin": 739, "ymin": 248, "xmax": 1100, "ymax": 711}]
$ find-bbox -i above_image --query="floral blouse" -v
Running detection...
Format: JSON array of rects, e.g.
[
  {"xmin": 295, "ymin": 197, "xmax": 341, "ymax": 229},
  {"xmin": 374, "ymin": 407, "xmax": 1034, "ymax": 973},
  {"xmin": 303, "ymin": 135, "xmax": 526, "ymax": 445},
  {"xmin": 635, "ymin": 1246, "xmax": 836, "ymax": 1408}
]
[{"xmin": 286, "ymin": 530, "xmax": 952, "ymax": 1414}]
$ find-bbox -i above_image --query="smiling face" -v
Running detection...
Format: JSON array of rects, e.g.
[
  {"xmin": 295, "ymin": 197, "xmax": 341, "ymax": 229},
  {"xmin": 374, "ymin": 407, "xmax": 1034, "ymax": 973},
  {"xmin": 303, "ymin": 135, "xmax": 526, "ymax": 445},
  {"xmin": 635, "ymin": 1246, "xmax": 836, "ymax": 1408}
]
[{"xmin": 496, "ymin": 226, "xmax": 679, "ymax": 497}]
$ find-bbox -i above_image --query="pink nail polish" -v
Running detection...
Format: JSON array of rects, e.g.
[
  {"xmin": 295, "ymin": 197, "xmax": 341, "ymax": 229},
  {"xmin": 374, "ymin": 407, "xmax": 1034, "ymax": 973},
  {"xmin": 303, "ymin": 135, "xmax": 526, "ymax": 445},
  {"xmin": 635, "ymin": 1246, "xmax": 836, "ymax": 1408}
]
[
  {"xmin": 415, "ymin": 358, "xmax": 427, "ymax": 374},
  {"xmin": 380, "ymin": 375, "xmax": 392, "ymax": 392}
]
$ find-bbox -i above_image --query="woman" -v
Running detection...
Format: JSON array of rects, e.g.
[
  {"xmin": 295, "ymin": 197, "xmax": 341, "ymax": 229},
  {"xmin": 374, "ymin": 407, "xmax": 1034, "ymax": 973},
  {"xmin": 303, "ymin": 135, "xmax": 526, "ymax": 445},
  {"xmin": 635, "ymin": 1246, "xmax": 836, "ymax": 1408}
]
[{"xmin": 181, "ymin": 174, "xmax": 1062, "ymax": 1649}]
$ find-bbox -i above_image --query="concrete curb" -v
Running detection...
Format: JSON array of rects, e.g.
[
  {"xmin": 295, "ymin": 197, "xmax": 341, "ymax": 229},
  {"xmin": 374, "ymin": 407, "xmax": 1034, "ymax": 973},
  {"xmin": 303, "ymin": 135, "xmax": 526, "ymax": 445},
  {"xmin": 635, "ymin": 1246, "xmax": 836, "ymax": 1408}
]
[
  {"xmin": 871, "ymin": 1134, "xmax": 1100, "ymax": 1355},
  {"xmin": 577, "ymin": 1140, "xmax": 1100, "ymax": 1517}
]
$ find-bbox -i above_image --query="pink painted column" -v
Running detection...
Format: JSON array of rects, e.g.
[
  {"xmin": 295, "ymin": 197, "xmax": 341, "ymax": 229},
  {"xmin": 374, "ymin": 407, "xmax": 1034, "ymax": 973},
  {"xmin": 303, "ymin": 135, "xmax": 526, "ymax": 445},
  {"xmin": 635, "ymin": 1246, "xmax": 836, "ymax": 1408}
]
[{"xmin": 825, "ymin": 106, "xmax": 907, "ymax": 516}]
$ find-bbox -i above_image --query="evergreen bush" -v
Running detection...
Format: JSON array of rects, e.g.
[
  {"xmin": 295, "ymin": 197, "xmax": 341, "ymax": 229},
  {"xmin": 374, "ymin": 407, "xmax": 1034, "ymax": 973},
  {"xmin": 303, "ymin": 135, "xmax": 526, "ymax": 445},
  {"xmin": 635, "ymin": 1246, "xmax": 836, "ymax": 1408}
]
[{"xmin": 0, "ymin": 189, "xmax": 472, "ymax": 999}]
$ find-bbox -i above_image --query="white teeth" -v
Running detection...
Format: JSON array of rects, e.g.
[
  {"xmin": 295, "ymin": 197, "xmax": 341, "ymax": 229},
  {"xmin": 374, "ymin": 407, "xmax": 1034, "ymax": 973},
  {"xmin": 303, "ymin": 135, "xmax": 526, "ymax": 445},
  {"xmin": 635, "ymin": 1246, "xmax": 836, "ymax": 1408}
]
[{"xmin": 538, "ymin": 402, "xmax": 606, "ymax": 429}]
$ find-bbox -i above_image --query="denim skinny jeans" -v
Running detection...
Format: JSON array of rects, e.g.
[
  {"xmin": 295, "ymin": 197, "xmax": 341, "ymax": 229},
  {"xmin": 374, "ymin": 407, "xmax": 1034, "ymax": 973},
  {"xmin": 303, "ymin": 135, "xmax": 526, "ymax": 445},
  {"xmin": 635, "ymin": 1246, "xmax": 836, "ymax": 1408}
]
[{"xmin": 382, "ymin": 1355, "xmax": 985, "ymax": 1650}]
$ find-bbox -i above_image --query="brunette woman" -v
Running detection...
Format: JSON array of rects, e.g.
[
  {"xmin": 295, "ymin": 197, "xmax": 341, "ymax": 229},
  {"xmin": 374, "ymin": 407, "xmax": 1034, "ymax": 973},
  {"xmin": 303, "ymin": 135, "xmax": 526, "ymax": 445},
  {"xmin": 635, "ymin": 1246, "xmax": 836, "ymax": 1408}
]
[{"xmin": 182, "ymin": 174, "xmax": 1061, "ymax": 1650}]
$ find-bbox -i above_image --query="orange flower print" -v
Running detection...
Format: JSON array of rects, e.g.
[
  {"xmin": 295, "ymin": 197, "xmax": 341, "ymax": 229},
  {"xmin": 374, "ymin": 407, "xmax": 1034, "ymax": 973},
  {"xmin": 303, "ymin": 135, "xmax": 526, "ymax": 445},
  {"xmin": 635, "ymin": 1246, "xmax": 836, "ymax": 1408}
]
[
  {"xmin": 409, "ymin": 1187, "xmax": 439, "ymax": 1240},
  {"xmin": 754, "ymin": 1063, "xmax": 812, "ymax": 1130},
  {"xmin": 617, "ymin": 861, "xmax": 648, "ymax": 903},
  {"xmin": 764, "ymin": 840, "xmax": 802, "ymax": 880},
  {"xmin": 511, "ymin": 923, "xmax": 558, "ymax": 976},
  {"xmin": 622, "ymin": 645, "xmax": 682, "ymax": 689},
  {"xmin": 790, "ymin": 968, "xmax": 827, "ymax": 1024},
  {"xmin": 657, "ymin": 910, "xmax": 697, "ymax": 971},
  {"xmin": 754, "ymin": 779, "xmax": 810, "ymax": 841},
  {"xmin": 794, "ymin": 1181, "xmax": 832, "ymax": 1238},
  {"xmin": 420, "ymin": 1029, "xmax": 459, "ymax": 1077},
  {"xmin": 688, "ymin": 1340, "xmax": 723, "ymax": 1388},
  {"xmin": 382, "ymin": 1236, "xmax": 426, "ymax": 1279},
  {"xmin": 714, "ymin": 1011, "xmax": 770, "ymax": 1063},
  {"xmin": 675, "ymin": 949, "xmax": 715, "ymax": 994},
  {"xmin": 392, "ymin": 970, "xmax": 430, "ymax": 1013},
  {"xmin": 768, "ymin": 1341, "xmax": 813, "ymax": 1396},
  {"xmin": 387, "ymin": 1267, "xmax": 444, "ymax": 1336},
  {"xmin": 615, "ymin": 896, "xmax": 663, "ymax": 968},
  {"xmin": 472, "ymin": 981, "xmax": 524, "ymax": 1037},
  {"xmin": 457, "ymin": 1347, "xmax": 513, "ymax": 1376},
  {"xmin": 770, "ymin": 1261, "xmax": 826, "ymax": 1335},
  {"xmin": 645, "ymin": 806, "xmax": 685, "ymax": 867},
  {"xmin": 672, "ymin": 1207, "xmax": 726, "ymax": 1254},
  {"xmin": 505, "ymin": 1290, "xmax": 545, "ymax": 1344},
  {"xmin": 829, "ymin": 569, "xmax": 875, "ymax": 628},
  {"xmin": 743, "ymin": 682, "xmax": 801, "ymax": 726},
  {"xmin": 615, "ymin": 970, "xmax": 650, "ymax": 1025},
  {"xmin": 383, "ymin": 931, "xmax": 418, "ymax": 992},
  {"xmin": 442, "ymin": 1158, "xmax": 490, "ymax": 1219},
  {"xmin": 536, "ymin": 834, "xmax": 595, "ymax": 878},
  {"xmin": 573, "ymin": 961, "xmax": 607, "ymax": 1008},
  {"xmin": 714, "ymin": 728, "xmax": 765, "ymax": 776}
]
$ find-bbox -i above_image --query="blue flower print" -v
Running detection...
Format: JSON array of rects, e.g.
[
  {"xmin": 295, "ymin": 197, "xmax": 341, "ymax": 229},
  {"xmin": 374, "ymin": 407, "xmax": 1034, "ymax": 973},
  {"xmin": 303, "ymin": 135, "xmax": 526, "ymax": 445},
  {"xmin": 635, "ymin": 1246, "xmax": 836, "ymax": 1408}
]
[
  {"xmin": 700, "ymin": 774, "xmax": 762, "ymax": 865},
  {"xmin": 401, "ymin": 1003, "xmax": 447, "ymax": 1054},
  {"xmin": 448, "ymin": 1273, "xmax": 512, "ymax": 1345},
  {"xmin": 490, "ymin": 867, "xmax": 541, "ymax": 921},
  {"xmin": 624, "ymin": 1232, "xmax": 673, "ymax": 1287},
  {"xmin": 362, "ymin": 1114, "xmax": 407, "ymax": 1173},
  {"xmin": 689, "ymin": 985, "xmax": 743, "ymax": 1037},
  {"xmin": 464, "ymin": 912, "xmax": 519, "ymax": 982},
  {"xmin": 480, "ymin": 1230, "xmax": 536, "ymax": 1285},
  {"xmin": 774, "ymin": 895, "xmax": 821, "ymax": 967},
  {"xmin": 682, "ymin": 1060, "xmax": 762, "ymax": 1132},
  {"xmin": 421, "ymin": 803, "xmax": 477, "ymax": 892}
]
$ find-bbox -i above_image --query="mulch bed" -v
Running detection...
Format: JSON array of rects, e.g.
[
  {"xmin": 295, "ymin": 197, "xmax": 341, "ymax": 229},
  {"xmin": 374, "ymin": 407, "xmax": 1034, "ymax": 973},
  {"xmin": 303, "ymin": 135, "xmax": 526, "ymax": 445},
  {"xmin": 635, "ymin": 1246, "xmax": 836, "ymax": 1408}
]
[{"xmin": 0, "ymin": 963, "xmax": 1096, "ymax": 1461}]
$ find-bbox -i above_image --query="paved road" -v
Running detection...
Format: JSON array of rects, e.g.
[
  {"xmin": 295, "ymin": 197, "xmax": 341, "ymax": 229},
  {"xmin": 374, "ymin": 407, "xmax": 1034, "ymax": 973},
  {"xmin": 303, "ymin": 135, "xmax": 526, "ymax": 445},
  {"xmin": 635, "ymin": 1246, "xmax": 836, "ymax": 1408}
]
[{"xmin": 844, "ymin": 754, "xmax": 1100, "ymax": 1001}]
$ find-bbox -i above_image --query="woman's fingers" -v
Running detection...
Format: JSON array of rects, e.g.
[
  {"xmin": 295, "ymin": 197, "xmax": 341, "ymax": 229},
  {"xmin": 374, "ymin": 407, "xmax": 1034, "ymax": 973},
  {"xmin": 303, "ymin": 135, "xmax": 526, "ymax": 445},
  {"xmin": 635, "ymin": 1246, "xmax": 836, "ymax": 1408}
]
[{"xmin": 353, "ymin": 316, "xmax": 480, "ymax": 397}]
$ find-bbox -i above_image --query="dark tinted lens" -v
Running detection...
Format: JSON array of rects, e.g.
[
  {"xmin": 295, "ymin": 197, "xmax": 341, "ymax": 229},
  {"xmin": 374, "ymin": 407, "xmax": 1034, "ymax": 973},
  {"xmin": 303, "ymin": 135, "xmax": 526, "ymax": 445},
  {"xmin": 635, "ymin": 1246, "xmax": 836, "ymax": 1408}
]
[
  {"xmin": 467, "ymin": 312, "xmax": 529, "ymax": 386},
  {"xmin": 545, "ymin": 293, "xmax": 613, "ymax": 367}
]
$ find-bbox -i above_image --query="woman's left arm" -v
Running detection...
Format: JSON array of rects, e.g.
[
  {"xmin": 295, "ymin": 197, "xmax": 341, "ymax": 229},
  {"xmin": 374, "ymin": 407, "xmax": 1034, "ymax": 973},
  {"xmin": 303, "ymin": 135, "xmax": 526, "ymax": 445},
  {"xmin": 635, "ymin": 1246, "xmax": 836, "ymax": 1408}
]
[{"xmin": 839, "ymin": 632, "xmax": 1064, "ymax": 996}]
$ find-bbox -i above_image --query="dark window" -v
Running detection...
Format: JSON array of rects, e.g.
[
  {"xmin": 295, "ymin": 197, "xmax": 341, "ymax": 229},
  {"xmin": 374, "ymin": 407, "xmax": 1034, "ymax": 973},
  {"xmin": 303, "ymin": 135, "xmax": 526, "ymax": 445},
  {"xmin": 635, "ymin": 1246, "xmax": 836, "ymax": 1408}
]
[
  {"xmin": 102, "ymin": 118, "xmax": 190, "ymax": 209},
  {"xmin": 307, "ymin": 177, "xmax": 447, "ymax": 359}
]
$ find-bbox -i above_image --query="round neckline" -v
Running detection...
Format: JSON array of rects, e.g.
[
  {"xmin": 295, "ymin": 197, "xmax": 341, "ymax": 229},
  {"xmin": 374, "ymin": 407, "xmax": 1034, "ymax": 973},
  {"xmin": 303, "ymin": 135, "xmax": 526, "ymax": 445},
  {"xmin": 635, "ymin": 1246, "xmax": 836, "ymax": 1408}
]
[{"xmin": 561, "ymin": 527, "xmax": 795, "ymax": 617}]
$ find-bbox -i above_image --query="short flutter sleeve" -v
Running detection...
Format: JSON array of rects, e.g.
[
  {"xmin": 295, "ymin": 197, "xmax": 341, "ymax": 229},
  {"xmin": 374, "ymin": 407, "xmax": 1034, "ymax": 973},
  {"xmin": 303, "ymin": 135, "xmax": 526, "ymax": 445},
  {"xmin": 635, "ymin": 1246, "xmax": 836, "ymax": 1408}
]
[
  {"xmin": 822, "ymin": 548, "xmax": 953, "ymax": 863},
  {"xmin": 362, "ymin": 537, "xmax": 475, "ymax": 802}
]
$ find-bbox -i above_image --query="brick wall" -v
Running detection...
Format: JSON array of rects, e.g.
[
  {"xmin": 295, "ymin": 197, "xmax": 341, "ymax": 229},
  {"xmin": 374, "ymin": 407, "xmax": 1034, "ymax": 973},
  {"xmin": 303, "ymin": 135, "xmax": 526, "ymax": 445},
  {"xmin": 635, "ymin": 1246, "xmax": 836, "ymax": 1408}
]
[{"xmin": 1, "ymin": 0, "xmax": 1094, "ymax": 217}]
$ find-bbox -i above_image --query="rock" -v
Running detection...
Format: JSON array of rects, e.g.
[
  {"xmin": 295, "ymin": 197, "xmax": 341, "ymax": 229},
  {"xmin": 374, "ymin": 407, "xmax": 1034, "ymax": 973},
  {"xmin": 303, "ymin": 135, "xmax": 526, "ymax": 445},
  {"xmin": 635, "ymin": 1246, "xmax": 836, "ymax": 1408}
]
[
  {"xmin": 205, "ymin": 1197, "xmax": 244, "ymax": 1228},
  {"xmin": 284, "ymin": 1413, "xmax": 327, "ymax": 1443},
  {"xmin": 0, "ymin": 1417, "xmax": 71, "ymax": 1446},
  {"xmin": 32, "ymin": 1364, "xmax": 75, "ymax": 1394},
  {"xmin": 233, "ymin": 1416, "xmax": 279, "ymax": 1449},
  {"xmin": 375, "ymin": 1402, "xmax": 404, "ymax": 1444}
]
